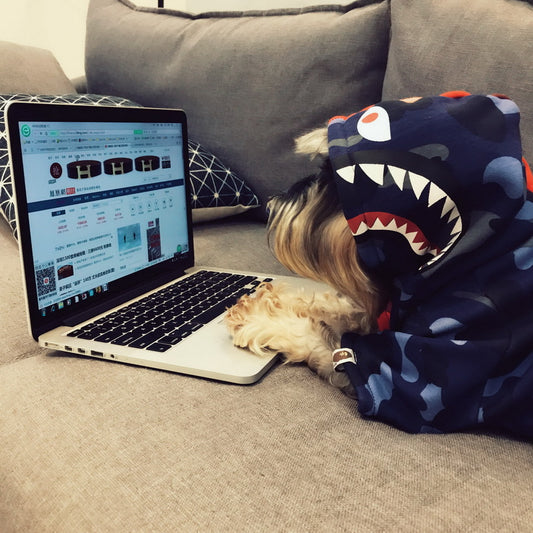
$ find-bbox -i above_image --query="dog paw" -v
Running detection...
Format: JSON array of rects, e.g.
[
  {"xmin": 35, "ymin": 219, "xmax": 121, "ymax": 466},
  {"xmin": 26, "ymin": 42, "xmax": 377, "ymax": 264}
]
[
  {"xmin": 225, "ymin": 283, "xmax": 281, "ymax": 357},
  {"xmin": 226, "ymin": 282, "xmax": 334, "ymax": 361},
  {"xmin": 226, "ymin": 283, "xmax": 358, "ymax": 398}
]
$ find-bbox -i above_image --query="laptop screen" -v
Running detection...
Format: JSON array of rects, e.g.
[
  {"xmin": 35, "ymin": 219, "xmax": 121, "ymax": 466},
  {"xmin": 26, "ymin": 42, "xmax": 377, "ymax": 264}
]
[{"xmin": 7, "ymin": 104, "xmax": 193, "ymax": 337}]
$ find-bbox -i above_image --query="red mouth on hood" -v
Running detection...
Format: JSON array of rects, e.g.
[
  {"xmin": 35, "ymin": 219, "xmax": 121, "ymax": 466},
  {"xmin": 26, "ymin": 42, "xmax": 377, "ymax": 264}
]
[{"xmin": 347, "ymin": 211, "xmax": 442, "ymax": 258}]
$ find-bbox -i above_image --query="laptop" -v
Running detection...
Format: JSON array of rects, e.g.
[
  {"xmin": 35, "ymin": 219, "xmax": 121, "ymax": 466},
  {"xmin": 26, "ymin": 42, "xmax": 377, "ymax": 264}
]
[{"xmin": 6, "ymin": 102, "xmax": 324, "ymax": 384}]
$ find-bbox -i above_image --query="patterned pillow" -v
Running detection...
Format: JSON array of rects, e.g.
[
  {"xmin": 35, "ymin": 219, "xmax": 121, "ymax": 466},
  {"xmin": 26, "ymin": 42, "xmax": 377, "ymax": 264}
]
[
  {"xmin": 0, "ymin": 94, "xmax": 259, "ymax": 237},
  {"xmin": 188, "ymin": 140, "xmax": 260, "ymax": 223}
]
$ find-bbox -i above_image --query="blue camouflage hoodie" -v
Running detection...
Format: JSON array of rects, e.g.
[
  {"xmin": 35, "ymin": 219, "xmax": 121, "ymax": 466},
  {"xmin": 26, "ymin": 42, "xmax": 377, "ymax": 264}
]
[{"xmin": 328, "ymin": 91, "xmax": 533, "ymax": 439}]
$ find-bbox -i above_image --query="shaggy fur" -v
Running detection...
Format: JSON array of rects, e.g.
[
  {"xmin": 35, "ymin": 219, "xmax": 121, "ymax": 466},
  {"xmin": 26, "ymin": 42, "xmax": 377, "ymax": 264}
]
[
  {"xmin": 226, "ymin": 129, "xmax": 385, "ymax": 392},
  {"xmin": 225, "ymin": 282, "xmax": 367, "ymax": 396}
]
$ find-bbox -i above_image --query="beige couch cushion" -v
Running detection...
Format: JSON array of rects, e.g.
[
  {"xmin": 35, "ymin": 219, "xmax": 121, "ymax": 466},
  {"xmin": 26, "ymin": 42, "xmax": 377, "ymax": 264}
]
[
  {"xmin": 0, "ymin": 41, "xmax": 75, "ymax": 94},
  {"xmin": 2, "ymin": 348, "xmax": 533, "ymax": 531}
]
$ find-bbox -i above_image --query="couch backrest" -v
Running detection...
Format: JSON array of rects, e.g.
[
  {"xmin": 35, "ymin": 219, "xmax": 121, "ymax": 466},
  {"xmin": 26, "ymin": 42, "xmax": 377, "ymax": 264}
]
[
  {"xmin": 85, "ymin": 0, "xmax": 391, "ymax": 215},
  {"xmin": 383, "ymin": 0, "xmax": 533, "ymax": 161},
  {"xmin": 86, "ymin": 0, "xmax": 533, "ymax": 214},
  {"xmin": 0, "ymin": 40, "xmax": 75, "ymax": 94}
]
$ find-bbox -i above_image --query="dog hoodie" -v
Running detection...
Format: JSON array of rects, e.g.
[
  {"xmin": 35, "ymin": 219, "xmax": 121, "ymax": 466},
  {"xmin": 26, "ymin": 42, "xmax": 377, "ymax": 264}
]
[{"xmin": 328, "ymin": 91, "xmax": 533, "ymax": 438}]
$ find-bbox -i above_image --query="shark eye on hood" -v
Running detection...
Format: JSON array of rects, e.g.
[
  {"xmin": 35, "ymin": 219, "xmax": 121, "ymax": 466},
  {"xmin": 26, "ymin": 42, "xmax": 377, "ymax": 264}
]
[{"xmin": 357, "ymin": 106, "xmax": 392, "ymax": 142}]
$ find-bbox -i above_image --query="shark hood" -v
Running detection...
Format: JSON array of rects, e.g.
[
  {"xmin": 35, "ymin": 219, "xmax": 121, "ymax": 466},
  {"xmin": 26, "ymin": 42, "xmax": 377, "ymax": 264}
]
[
  {"xmin": 328, "ymin": 92, "xmax": 533, "ymax": 438},
  {"xmin": 328, "ymin": 91, "xmax": 529, "ymax": 280}
]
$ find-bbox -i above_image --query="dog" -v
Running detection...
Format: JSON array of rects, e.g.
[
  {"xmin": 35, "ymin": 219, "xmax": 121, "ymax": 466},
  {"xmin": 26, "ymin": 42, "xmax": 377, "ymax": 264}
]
[
  {"xmin": 226, "ymin": 128, "xmax": 385, "ymax": 397},
  {"xmin": 226, "ymin": 92, "xmax": 533, "ymax": 437}
]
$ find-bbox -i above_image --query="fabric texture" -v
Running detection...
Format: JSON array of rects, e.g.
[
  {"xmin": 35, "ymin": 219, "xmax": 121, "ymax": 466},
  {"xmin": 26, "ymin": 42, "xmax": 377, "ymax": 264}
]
[
  {"xmin": 0, "ymin": 94, "xmax": 259, "ymax": 237},
  {"xmin": 0, "ymin": 41, "xmax": 75, "ymax": 95},
  {"xmin": 328, "ymin": 92, "xmax": 533, "ymax": 438},
  {"xmin": 85, "ymin": 0, "xmax": 390, "ymax": 217},
  {"xmin": 2, "ymin": 345, "xmax": 532, "ymax": 532},
  {"xmin": 383, "ymin": 0, "xmax": 533, "ymax": 160}
]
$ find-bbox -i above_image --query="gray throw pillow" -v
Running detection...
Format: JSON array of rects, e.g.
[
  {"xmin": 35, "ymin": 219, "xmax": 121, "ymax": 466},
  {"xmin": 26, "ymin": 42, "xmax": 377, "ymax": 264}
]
[{"xmin": 85, "ymin": 0, "xmax": 390, "ymax": 217}]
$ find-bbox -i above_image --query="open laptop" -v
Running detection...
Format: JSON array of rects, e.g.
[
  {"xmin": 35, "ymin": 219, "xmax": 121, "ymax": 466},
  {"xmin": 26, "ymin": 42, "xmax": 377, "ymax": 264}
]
[{"xmin": 7, "ymin": 102, "xmax": 324, "ymax": 384}]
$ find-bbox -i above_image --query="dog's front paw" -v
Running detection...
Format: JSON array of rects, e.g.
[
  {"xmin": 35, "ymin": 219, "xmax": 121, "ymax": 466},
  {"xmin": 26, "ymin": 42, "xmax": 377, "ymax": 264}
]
[
  {"xmin": 226, "ymin": 282, "xmax": 333, "ymax": 363},
  {"xmin": 225, "ymin": 283, "xmax": 281, "ymax": 357},
  {"xmin": 226, "ymin": 283, "xmax": 358, "ymax": 397}
]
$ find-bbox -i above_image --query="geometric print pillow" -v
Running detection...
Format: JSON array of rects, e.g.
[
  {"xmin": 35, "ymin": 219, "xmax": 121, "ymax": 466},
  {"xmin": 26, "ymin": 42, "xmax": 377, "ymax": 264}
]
[
  {"xmin": 0, "ymin": 93, "xmax": 259, "ymax": 238},
  {"xmin": 188, "ymin": 140, "xmax": 259, "ymax": 223}
]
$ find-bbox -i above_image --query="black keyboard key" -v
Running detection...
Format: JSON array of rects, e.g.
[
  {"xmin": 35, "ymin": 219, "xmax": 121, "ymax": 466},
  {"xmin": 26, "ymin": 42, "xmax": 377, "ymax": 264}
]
[
  {"xmin": 129, "ymin": 332, "xmax": 162, "ymax": 349},
  {"xmin": 191, "ymin": 299, "xmax": 235, "ymax": 325},
  {"xmin": 76, "ymin": 327, "xmax": 107, "ymax": 340},
  {"xmin": 94, "ymin": 330, "xmax": 124, "ymax": 343},
  {"xmin": 159, "ymin": 333, "xmax": 183, "ymax": 345},
  {"xmin": 146, "ymin": 343, "xmax": 172, "ymax": 352},
  {"xmin": 75, "ymin": 331, "xmax": 100, "ymax": 340},
  {"xmin": 112, "ymin": 332, "xmax": 141, "ymax": 346}
]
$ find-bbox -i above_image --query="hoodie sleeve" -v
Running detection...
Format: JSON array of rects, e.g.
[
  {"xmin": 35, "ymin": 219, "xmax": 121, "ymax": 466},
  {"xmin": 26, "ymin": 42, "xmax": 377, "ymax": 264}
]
[{"xmin": 341, "ymin": 330, "xmax": 533, "ymax": 437}]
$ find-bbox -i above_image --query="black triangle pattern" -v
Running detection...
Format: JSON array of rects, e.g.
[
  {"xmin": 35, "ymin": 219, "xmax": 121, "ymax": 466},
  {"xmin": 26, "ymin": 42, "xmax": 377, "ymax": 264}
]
[{"xmin": 188, "ymin": 140, "xmax": 259, "ymax": 210}]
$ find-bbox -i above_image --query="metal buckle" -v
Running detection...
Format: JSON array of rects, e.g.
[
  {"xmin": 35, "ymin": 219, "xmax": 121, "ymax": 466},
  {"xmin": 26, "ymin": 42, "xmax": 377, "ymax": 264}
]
[{"xmin": 332, "ymin": 347, "xmax": 356, "ymax": 372}]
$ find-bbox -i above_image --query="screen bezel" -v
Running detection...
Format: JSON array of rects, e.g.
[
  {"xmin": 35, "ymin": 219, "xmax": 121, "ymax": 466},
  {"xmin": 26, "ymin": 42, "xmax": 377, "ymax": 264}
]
[{"xmin": 7, "ymin": 102, "xmax": 194, "ymax": 340}]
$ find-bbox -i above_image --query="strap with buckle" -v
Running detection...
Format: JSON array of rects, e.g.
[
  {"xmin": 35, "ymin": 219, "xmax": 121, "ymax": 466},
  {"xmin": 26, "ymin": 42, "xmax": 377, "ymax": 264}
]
[{"xmin": 332, "ymin": 347, "xmax": 356, "ymax": 372}]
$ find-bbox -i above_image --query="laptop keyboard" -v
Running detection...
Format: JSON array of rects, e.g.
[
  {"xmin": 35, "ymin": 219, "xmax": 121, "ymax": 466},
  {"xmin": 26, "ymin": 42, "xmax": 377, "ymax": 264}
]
[{"xmin": 66, "ymin": 270, "xmax": 270, "ymax": 352}]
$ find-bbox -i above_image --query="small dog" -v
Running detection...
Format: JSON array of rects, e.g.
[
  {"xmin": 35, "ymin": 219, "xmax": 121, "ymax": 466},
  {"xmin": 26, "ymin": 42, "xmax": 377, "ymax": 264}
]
[
  {"xmin": 226, "ymin": 127, "xmax": 385, "ymax": 395},
  {"xmin": 226, "ymin": 92, "xmax": 533, "ymax": 437}
]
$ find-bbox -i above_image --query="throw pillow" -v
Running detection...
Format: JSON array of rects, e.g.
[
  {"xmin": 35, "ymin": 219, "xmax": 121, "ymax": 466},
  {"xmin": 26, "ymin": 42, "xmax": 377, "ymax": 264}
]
[
  {"xmin": 0, "ymin": 94, "xmax": 259, "ymax": 237},
  {"xmin": 85, "ymin": 0, "xmax": 391, "ymax": 218},
  {"xmin": 188, "ymin": 140, "xmax": 259, "ymax": 223}
]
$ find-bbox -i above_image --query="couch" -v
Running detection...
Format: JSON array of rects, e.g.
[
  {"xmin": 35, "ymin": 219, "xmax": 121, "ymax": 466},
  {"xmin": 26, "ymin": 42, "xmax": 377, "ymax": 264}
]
[{"xmin": 2, "ymin": 0, "xmax": 533, "ymax": 531}]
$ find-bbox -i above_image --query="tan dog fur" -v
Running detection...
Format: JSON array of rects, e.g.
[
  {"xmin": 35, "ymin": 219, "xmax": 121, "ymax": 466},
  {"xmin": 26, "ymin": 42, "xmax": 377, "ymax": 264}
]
[{"xmin": 226, "ymin": 129, "xmax": 384, "ymax": 393}]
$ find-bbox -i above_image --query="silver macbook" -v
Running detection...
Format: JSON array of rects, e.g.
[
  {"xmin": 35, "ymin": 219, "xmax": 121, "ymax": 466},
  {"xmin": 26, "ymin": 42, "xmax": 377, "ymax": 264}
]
[{"xmin": 6, "ymin": 102, "xmax": 322, "ymax": 384}]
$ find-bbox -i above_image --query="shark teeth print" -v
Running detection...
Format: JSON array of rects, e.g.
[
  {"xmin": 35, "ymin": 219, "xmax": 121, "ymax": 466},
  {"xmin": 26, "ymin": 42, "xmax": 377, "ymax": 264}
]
[
  {"xmin": 347, "ymin": 212, "xmax": 443, "ymax": 257},
  {"xmin": 338, "ymin": 163, "xmax": 463, "ymax": 263}
]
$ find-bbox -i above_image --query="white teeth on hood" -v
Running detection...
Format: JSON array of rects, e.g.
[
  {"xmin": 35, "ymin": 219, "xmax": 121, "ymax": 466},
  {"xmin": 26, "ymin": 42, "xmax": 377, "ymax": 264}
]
[
  {"xmin": 336, "ymin": 165, "xmax": 356, "ymax": 183},
  {"xmin": 409, "ymin": 172, "xmax": 429, "ymax": 200},
  {"xmin": 428, "ymin": 182, "xmax": 447, "ymax": 207},
  {"xmin": 356, "ymin": 214, "xmax": 438, "ymax": 257},
  {"xmin": 388, "ymin": 165, "xmax": 407, "ymax": 190},
  {"xmin": 370, "ymin": 216, "xmax": 394, "ymax": 232},
  {"xmin": 446, "ymin": 207, "xmax": 463, "ymax": 237},
  {"xmin": 336, "ymin": 163, "xmax": 461, "ymax": 231},
  {"xmin": 336, "ymin": 162, "xmax": 464, "ymax": 265},
  {"xmin": 441, "ymin": 195, "xmax": 456, "ymax": 219},
  {"xmin": 451, "ymin": 215, "xmax": 463, "ymax": 236},
  {"xmin": 354, "ymin": 221, "xmax": 368, "ymax": 236},
  {"xmin": 447, "ymin": 206, "xmax": 460, "ymax": 223},
  {"xmin": 359, "ymin": 163, "xmax": 384, "ymax": 185},
  {"xmin": 424, "ymin": 235, "xmax": 460, "ymax": 267}
]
